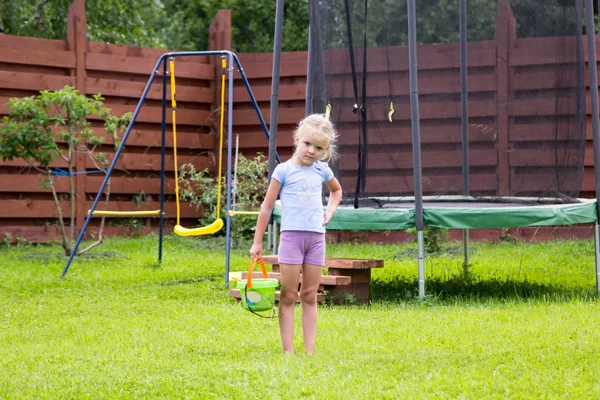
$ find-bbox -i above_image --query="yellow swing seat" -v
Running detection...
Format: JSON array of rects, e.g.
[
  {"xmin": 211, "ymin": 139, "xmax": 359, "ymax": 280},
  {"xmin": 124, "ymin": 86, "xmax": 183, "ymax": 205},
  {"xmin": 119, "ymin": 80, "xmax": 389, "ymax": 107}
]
[
  {"xmin": 88, "ymin": 210, "xmax": 162, "ymax": 217},
  {"xmin": 170, "ymin": 56, "xmax": 227, "ymax": 238},
  {"xmin": 174, "ymin": 218, "xmax": 224, "ymax": 237}
]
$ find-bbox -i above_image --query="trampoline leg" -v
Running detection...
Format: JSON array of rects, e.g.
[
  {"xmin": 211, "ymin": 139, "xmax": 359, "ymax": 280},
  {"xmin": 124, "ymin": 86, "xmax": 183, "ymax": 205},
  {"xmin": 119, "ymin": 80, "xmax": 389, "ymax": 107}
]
[
  {"xmin": 595, "ymin": 223, "xmax": 600, "ymax": 295},
  {"xmin": 463, "ymin": 228, "xmax": 470, "ymax": 273},
  {"xmin": 273, "ymin": 220, "xmax": 279, "ymax": 255},
  {"xmin": 417, "ymin": 230, "xmax": 425, "ymax": 299},
  {"xmin": 267, "ymin": 223, "xmax": 272, "ymax": 252}
]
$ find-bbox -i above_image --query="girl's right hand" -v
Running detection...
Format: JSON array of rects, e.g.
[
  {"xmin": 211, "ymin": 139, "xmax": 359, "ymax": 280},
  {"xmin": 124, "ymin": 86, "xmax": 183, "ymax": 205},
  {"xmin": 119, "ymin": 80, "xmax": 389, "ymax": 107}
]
[{"xmin": 250, "ymin": 243, "xmax": 263, "ymax": 260}]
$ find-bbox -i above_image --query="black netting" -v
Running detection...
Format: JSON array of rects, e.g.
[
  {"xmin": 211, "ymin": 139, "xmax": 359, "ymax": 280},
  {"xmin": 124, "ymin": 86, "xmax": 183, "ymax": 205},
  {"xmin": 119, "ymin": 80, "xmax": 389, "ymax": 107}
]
[
  {"xmin": 506, "ymin": 0, "xmax": 586, "ymax": 200},
  {"xmin": 309, "ymin": 0, "xmax": 586, "ymax": 206}
]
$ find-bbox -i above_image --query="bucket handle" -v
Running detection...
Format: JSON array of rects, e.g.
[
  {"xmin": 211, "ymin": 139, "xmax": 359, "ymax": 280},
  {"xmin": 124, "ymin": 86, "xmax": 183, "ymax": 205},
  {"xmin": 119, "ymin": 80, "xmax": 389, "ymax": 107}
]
[{"xmin": 247, "ymin": 257, "xmax": 268, "ymax": 289}]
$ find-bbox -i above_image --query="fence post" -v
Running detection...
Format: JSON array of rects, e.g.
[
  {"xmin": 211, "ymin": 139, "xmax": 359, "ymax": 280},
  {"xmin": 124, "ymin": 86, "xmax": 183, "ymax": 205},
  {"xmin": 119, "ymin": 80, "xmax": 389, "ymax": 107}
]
[
  {"xmin": 67, "ymin": 0, "xmax": 88, "ymax": 234},
  {"xmin": 208, "ymin": 10, "xmax": 232, "ymax": 172},
  {"xmin": 209, "ymin": 9, "xmax": 232, "ymax": 53},
  {"xmin": 209, "ymin": 11, "xmax": 232, "ymax": 111},
  {"xmin": 494, "ymin": 0, "xmax": 516, "ymax": 196}
]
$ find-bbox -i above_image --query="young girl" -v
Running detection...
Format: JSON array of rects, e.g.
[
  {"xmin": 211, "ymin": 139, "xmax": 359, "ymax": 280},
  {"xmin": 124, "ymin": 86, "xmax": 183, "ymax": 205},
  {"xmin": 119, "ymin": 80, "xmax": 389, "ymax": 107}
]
[{"xmin": 250, "ymin": 114, "xmax": 342, "ymax": 355}]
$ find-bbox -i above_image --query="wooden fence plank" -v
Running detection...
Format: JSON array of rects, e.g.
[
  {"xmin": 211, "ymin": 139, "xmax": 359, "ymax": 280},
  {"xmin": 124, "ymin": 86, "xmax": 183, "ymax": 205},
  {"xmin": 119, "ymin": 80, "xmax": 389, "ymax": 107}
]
[
  {"xmin": 511, "ymin": 36, "xmax": 581, "ymax": 66},
  {"xmin": 88, "ymin": 41, "xmax": 212, "ymax": 64},
  {"xmin": 585, "ymin": 145, "xmax": 596, "ymax": 167},
  {"xmin": 232, "ymin": 107, "xmax": 306, "ymax": 126},
  {"xmin": 510, "ymin": 172, "xmax": 585, "ymax": 194},
  {"xmin": 232, "ymin": 99, "xmax": 496, "ymax": 127},
  {"xmin": 0, "ymin": 71, "xmax": 74, "ymax": 92},
  {"xmin": 339, "ymin": 99, "xmax": 498, "ymax": 122},
  {"xmin": 0, "ymin": 200, "xmax": 70, "ymax": 218},
  {"xmin": 236, "ymin": 52, "xmax": 309, "ymax": 79},
  {"xmin": 92, "ymin": 129, "xmax": 216, "ymax": 150},
  {"xmin": 511, "ymin": 66, "xmax": 582, "ymax": 91},
  {"xmin": 509, "ymin": 148, "xmax": 585, "ymax": 167},
  {"xmin": 339, "ymin": 149, "xmax": 497, "ymax": 170},
  {"xmin": 1, "ymin": 45, "xmax": 75, "ymax": 68},
  {"xmin": 85, "ymin": 78, "xmax": 213, "ymax": 103},
  {"xmin": 235, "ymin": 121, "xmax": 499, "ymax": 150},
  {"xmin": 0, "ymin": 126, "xmax": 214, "ymax": 150},
  {"xmin": 322, "ymin": 46, "xmax": 496, "ymax": 75},
  {"xmin": 511, "ymin": 121, "xmax": 586, "ymax": 142},
  {"xmin": 0, "ymin": 34, "xmax": 68, "ymax": 51},
  {"xmin": 0, "ymin": 158, "xmax": 68, "ymax": 168},
  {"xmin": 509, "ymin": 98, "xmax": 585, "ymax": 117},
  {"xmin": 86, "ymin": 176, "xmax": 175, "ymax": 194},
  {"xmin": 338, "ymin": 173, "xmax": 498, "ymax": 195},
  {"xmin": 86, "ymin": 52, "xmax": 214, "ymax": 79},
  {"xmin": 90, "ymin": 103, "xmax": 211, "ymax": 125},
  {"xmin": 234, "ymin": 83, "xmax": 307, "ymax": 103},
  {"xmin": 84, "ymin": 153, "xmax": 214, "ymax": 172},
  {"xmin": 326, "ymin": 70, "xmax": 497, "ymax": 98},
  {"xmin": 0, "ymin": 174, "xmax": 70, "ymax": 193},
  {"xmin": 0, "ymin": 200, "xmax": 204, "ymax": 218},
  {"xmin": 85, "ymin": 201, "xmax": 202, "ymax": 218},
  {"xmin": 337, "ymin": 123, "xmax": 498, "ymax": 146}
]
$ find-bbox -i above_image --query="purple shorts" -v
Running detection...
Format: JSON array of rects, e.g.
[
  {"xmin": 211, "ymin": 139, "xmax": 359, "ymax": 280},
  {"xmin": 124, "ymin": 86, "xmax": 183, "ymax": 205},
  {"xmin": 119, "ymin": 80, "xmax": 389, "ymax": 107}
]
[{"xmin": 278, "ymin": 231, "xmax": 326, "ymax": 266}]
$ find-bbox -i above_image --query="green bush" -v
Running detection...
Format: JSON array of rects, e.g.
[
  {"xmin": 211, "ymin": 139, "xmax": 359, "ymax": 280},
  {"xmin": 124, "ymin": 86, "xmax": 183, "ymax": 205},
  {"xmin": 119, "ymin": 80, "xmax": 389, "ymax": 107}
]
[
  {"xmin": 0, "ymin": 86, "xmax": 131, "ymax": 255},
  {"xmin": 178, "ymin": 153, "xmax": 268, "ymax": 241},
  {"xmin": 407, "ymin": 226, "xmax": 449, "ymax": 254}
]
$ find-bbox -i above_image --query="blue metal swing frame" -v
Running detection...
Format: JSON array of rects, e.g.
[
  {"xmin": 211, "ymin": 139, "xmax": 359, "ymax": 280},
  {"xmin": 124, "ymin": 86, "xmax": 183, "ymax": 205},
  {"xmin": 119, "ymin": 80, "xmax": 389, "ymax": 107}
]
[{"xmin": 61, "ymin": 51, "xmax": 280, "ymax": 281}]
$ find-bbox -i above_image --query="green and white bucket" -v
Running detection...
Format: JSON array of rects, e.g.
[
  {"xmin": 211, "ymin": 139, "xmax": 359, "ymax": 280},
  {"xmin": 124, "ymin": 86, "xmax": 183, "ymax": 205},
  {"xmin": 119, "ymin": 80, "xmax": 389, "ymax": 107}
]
[{"xmin": 237, "ymin": 278, "xmax": 279, "ymax": 312}]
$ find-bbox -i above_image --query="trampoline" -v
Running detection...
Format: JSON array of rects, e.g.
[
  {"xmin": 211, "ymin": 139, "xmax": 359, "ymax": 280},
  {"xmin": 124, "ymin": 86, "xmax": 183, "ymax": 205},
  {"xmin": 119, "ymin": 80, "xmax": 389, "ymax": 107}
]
[
  {"xmin": 266, "ymin": 0, "xmax": 600, "ymax": 297},
  {"xmin": 272, "ymin": 195, "xmax": 599, "ymax": 298}
]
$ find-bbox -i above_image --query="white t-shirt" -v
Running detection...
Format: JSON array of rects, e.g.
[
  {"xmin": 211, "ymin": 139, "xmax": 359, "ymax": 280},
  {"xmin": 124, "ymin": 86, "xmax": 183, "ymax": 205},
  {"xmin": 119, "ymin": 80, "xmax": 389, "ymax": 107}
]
[{"xmin": 271, "ymin": 160, "xmax": 334, "ymax": 233}]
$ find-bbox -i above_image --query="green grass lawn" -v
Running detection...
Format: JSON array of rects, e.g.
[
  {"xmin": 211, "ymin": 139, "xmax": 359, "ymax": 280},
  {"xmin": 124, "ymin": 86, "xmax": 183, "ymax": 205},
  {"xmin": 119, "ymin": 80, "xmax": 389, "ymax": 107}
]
[{"xmin": 1, "ymin": 234, "xmax": 599, "ymax": 399}]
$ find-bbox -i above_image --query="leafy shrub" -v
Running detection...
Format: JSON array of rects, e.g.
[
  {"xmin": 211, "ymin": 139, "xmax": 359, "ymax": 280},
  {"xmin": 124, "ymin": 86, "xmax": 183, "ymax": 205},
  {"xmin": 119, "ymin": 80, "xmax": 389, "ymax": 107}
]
[
  {"xmin": 178, "ymin": 153, "xmax": 268, "ymax": 241},
  {"xmin": 0, "ymin": 86, "xmax": 131, "ymax": 255},
  {"xmin": 407, "ymin": 226, "xmax": 449, "ymax": 254}
]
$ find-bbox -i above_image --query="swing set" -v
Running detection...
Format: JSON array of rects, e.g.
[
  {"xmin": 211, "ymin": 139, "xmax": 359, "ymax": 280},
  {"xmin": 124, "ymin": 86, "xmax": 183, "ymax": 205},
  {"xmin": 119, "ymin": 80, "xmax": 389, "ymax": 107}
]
[{"xmin": 61, "ymin": 51, "xmax": 279, "ymax": 278}]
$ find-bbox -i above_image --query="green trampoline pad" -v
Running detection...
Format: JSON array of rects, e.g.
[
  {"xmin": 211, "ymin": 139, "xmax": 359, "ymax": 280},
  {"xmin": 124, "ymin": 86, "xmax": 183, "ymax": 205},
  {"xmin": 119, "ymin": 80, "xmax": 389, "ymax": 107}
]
[
  {"xmin": 272, "ymin": 199, "xmax": 598, "ymax": 230},
  {"xmin": 273, "ymin": 202, "xmax": 414, "ymax": 230}
]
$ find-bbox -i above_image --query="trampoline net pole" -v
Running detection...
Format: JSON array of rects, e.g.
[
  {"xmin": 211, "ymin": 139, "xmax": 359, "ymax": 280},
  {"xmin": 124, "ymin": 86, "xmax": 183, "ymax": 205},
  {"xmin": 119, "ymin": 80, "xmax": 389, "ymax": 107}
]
[
  {"xmin": 595, "ymin": 223, "xmax": 600, "ymax": 294},
  {"xmin": 417, "ymin": 230, "xmax": 425, "ymax": 299},
  {"xmin": 459, "ymin": 0, "xmax": 470, "ymax": 272},
  {"xmin": 273, "ymin": 220, "xmax": 279, "ymax": 256}
]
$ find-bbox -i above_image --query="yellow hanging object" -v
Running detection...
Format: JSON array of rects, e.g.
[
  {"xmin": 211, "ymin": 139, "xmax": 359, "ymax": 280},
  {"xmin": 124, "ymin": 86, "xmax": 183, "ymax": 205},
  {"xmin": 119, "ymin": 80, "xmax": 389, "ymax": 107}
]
[
  {"xmin": 388, "ymin": 101, "xmax": 395, "ymax": 123},
  {"xmin": 171, "ymin": 57, "xmax": 226, "ymax": 236},
  {"xmin": 174, "ymin": 218, "xmax": 224, "ymax": 237},
  {"xmin": 88, "ymin": 210, "xmax": 161, "ymax": 217},
  {"xmin": 325, "ymin": 103, "xmax": 332, "ymax": 121}
]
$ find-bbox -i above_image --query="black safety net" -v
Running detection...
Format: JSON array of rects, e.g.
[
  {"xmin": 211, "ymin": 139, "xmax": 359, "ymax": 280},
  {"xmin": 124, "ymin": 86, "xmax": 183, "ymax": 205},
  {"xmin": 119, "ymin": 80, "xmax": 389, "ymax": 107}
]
[{"xmin": 309, "ymin": 0, "xmax": 586, "ymax": 207}]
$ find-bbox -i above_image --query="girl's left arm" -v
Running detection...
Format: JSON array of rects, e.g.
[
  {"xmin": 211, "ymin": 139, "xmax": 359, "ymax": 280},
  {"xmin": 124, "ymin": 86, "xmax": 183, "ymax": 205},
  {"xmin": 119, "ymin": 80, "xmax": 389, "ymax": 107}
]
[{"xmin": 323, "ymin": 177, "xmax": 342, "ymax": 226}]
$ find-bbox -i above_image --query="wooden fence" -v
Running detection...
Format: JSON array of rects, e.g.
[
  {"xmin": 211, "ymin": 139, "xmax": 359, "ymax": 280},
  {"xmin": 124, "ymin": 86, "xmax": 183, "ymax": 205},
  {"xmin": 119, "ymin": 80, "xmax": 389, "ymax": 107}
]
[{"xmin": 0, "ymin": 0, "xmax": 599, "ymax": 242}]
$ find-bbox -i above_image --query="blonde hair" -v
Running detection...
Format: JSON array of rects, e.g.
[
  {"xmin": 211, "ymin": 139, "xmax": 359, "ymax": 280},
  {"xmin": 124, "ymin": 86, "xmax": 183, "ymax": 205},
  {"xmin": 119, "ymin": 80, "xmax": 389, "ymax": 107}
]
[{"xmin": 293, "ymin": 113, "xmax": 339, "ymax": 162}]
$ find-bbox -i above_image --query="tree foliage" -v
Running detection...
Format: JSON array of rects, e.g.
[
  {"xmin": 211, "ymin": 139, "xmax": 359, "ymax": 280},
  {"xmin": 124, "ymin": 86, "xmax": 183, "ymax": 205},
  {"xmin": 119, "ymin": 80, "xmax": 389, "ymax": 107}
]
[
  {"xmin": 161, "ymin": 0, "xmax": 308, "ymax": 52},
  {"xmin": 0, "ymin": 0, "xmax": 168, "ymax": 48},
  {"xmin": 0, "ymin": 0, "xmax": 308, "ymax": 52},
  {"xmin": 0, "ymin": 86, "xmax": 131, "ymax": 255}
]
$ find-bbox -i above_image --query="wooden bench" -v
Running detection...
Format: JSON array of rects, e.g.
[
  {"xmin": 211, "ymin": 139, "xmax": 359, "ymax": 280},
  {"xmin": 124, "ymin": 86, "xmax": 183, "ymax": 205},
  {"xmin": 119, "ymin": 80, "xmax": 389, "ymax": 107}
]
[
  {"xmin": 228, "ymin": 270, "xmax": 346, "ymax": 304},
  {"xmin": 230, "ymin": 255, "xmax": 384, "ymax": 305},
  {"xmin": 228, "ymin": 282, "xmax": 327, "ymax": 304},
  {"xmin": 318, "ymin": 257, "xmax": 384, "ymax": 304}
]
